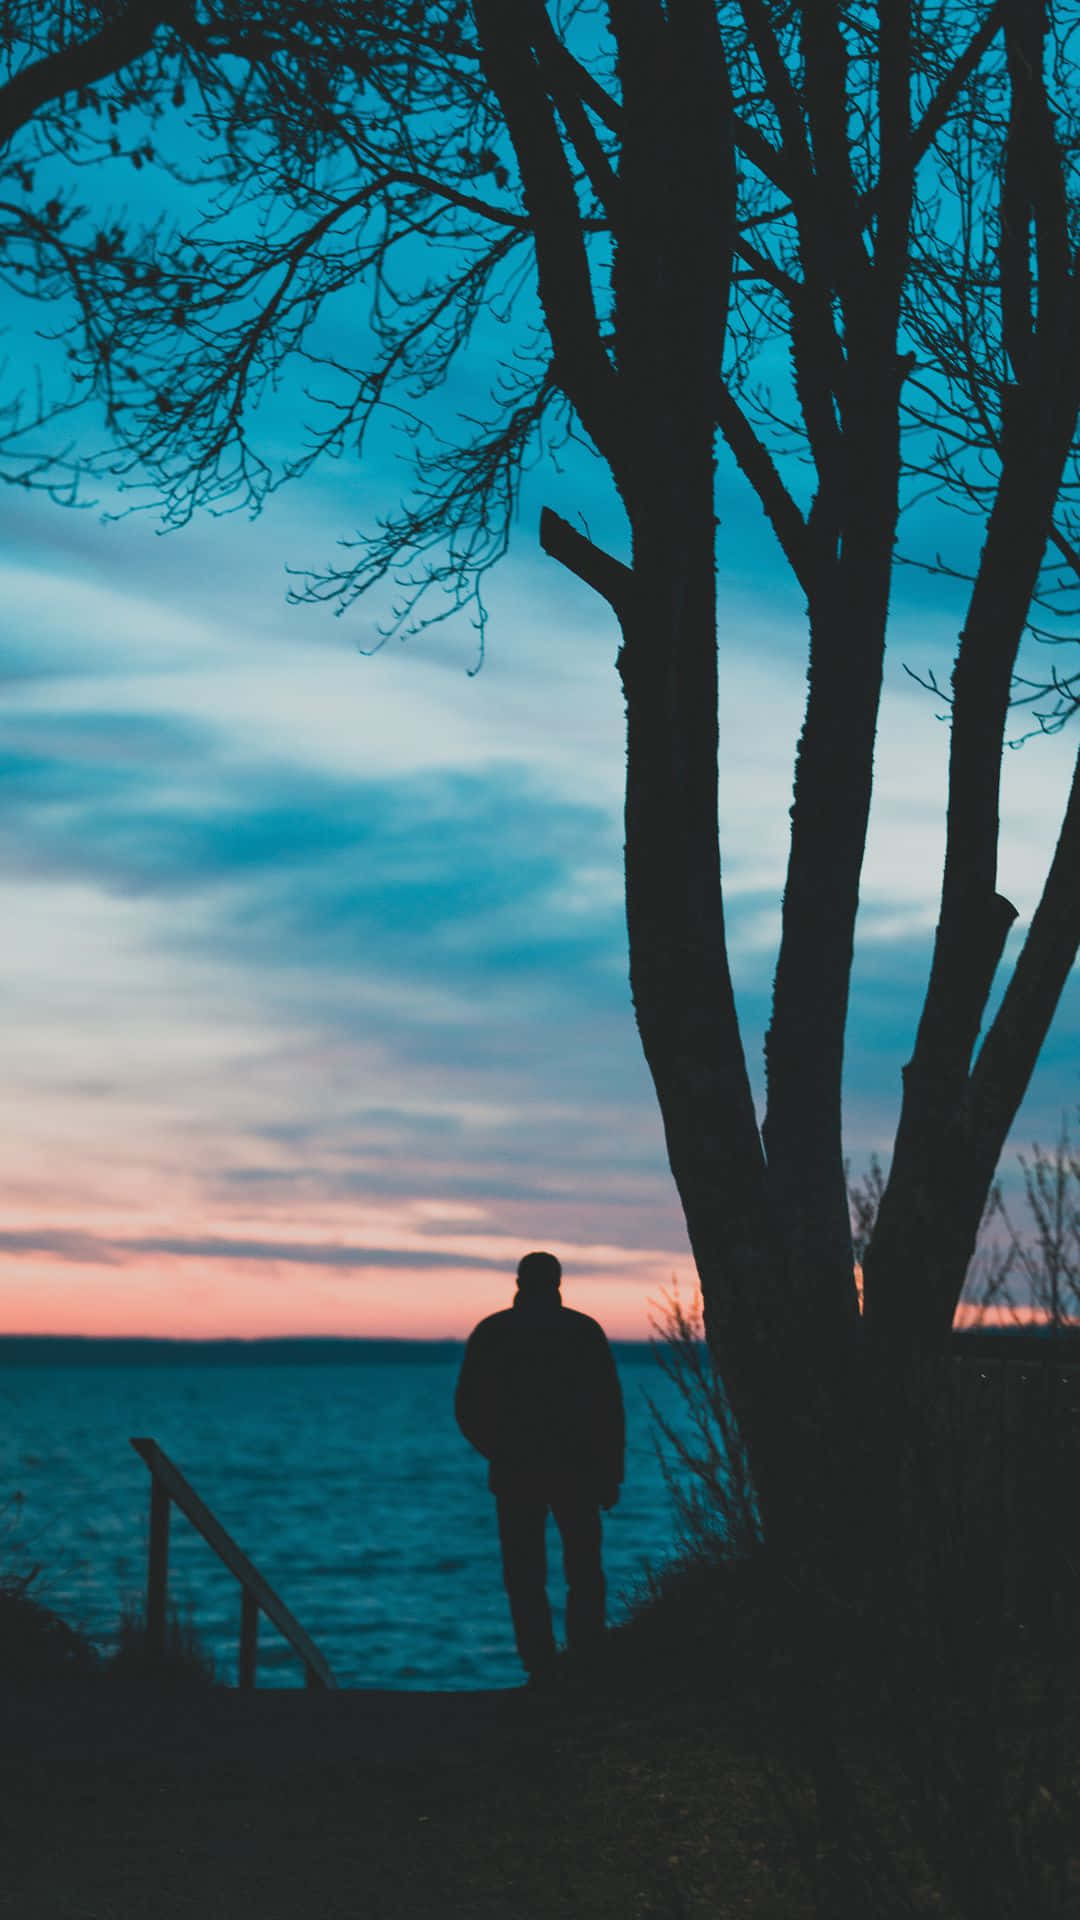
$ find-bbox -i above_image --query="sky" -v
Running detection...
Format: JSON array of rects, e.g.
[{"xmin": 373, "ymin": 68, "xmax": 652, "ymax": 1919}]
[{"xmin": 0, "ymin": 79, "xmax": 1077, "ymax": 1341}]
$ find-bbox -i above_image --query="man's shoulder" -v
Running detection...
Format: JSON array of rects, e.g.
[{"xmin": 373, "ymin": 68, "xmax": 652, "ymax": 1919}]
[
  {"xmin": 465, "ymin": 1306, "xmax": 610, "ymax": 1342},
  {"xmin": 466, "ymin": 1308, "xmax": 516, "ymax": 1342},
  {"xmin": 560, "ymin": 1308, "xmax": 611, "ymax": 1343}
]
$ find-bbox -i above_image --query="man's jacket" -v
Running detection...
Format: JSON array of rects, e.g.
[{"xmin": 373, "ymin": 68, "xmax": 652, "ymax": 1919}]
[{"xmin": 455, "ymin": 1293, "xmax": 625, "ymax": 1497}]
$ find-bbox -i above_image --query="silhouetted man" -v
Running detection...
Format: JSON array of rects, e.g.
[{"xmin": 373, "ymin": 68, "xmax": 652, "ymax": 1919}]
[{"xmin": 455, "ymin": 1250, "xmax": 625, "ymax": 1682}]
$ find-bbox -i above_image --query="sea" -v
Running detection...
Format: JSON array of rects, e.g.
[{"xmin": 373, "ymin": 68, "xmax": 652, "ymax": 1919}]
[{"xmin": 0, "ymin": 1339, "xmax": 699, "ymax": 1692}]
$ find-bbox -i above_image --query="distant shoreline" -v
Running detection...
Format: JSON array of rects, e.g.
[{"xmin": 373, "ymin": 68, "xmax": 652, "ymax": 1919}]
[
  {"xmin": 1, "ymin": 1326, "xmax": 1076, "ymax": 1365},
  {"xmin": 0, "ymin": 1333, "xmax": 657, "ymax": 1363}
]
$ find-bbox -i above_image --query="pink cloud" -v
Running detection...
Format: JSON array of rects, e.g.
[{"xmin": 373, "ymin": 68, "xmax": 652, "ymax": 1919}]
[{"xmin": 0, "ymin": 1245, "xmax": 672, "ymax": 1340}]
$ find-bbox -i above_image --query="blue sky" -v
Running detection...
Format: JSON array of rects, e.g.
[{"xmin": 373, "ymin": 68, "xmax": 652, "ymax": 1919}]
[{"xmin": 0, "ymin": 107, "xmax": 1076, "ymax": 1337}]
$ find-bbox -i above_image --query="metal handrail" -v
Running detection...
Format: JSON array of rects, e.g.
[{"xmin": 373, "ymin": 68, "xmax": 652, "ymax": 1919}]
[{"xmin": 130, "ymin": 1436, "xmax": 336, "ymax": 1690}]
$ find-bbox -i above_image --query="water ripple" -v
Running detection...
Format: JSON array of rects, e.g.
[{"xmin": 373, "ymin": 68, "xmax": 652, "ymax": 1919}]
[{"xmin": 2, "ymin": 1350, "xmax": 691, "ymax": 1688}]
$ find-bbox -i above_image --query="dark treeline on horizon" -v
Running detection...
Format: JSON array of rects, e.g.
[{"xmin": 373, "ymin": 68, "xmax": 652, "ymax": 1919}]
[
  {"xmin": 1, "ymin": 1328, "xmax": 1077, "ymax": 1368},
  {"xmin": 0, "ymin": 1334, "xmax": 660, "ymax": 1365}
]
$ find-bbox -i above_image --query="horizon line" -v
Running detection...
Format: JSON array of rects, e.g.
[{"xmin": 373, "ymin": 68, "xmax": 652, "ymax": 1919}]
[
  {"xmin": 2, "ymin": 1321, "xmax": 1076, "ymax": 1346},
  {"xmin": 0, "ymin": 1329, "xmax": 659, "ymax": 1345}
]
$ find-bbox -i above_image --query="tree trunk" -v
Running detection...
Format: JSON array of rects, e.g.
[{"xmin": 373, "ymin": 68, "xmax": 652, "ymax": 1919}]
[
  {"xmin": 864, "ymin": 383, "xmax": 1080, "ymax": 1345},
  {"xmin": 618, "ymin": 481, "xmax": 870, "ymax": 1543},
  {"xmin": 762, "ymin": 369, "xmax": 902, "ymax": 1357},
  {"xmin": 606, "ymin": 0, "xmax": 811, "ymax": 1518},
  {"xmin": 619, "ymin": 489, "xmax": 777, "ymax": 1420}
]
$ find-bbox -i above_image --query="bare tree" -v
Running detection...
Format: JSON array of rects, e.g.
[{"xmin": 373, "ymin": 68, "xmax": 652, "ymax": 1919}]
[
  {"xmin": 6, "ymin": 2, "xmax": 1080, "ymax": 1527},
  {"xmin": 965, "ymin": 1115, "xmax": 1080, "ymax": 1326}
]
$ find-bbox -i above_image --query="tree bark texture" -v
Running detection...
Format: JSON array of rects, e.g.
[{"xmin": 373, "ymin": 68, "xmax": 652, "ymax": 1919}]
[
  {"xmin": 762, "ymin": 363, "xmax": 903, "ymax": 1355},
  {"xmin": 608, "ymin": 2, "xmax": 777, "ymax": 1410}
]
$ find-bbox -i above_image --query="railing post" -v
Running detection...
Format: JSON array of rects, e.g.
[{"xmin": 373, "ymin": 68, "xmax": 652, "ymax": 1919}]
[
  {"xmin": 239, "ymin": 1588, "xmax": 258, "ymax": 1689},
  {"xmin": 147, "ymin": 1473, "xmax": 170, "ymax": 1659},
  {"xmin": 130, "ymin": 1437, "xmax": 336, "ymax": 1689}
]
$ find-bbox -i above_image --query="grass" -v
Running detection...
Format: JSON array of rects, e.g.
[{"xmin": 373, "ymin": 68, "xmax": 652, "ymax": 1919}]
[
  {"xmin": 107, "ymin": 1595, "xmax": 220, "ymax": 1691},
  {"xmin": 1, "ymin": 1638, "xmax": 811, "ymax": 1920},
  {"xmin": 596, "ymin": 1511, "xmax": 1080, "ymax": 1920},
  {"xmin": 0, "ymin": 1546, "xmax": 818, "ymax": 1918},
  {"xmin": 0, "ymin": 1563, "xmax": 219, "ymax": 1695},
  {"xmin": 3, "ymin": 1369, "xmax": 1078, "ymax": 1920},
  {"xmin": 0, "ymin": 1567, "xmax": 98, "ymax": 1687},
  {"xmin": 1, "ymin": 1541, "xmax": 1077, "ymax": 1919}
]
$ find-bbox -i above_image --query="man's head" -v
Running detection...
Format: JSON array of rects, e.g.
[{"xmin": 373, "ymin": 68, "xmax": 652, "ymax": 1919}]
[{"xmin": 515, "ymin": 1250, "xmax": 562, "ymax": 1296}]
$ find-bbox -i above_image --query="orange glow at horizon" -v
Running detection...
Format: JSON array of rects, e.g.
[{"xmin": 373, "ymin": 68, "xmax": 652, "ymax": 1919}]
[
  {"xmin": 4, "ymin": 1269, "xmax": 1068, "ymax": 1341},
  {"xmin": 853, "ymin": 1266, "xmax": 1059, "ymax": 1332},
  {"xmin": 3, "ymin": 1234, "xmax": 1068, "ymax": 1344},
  {"xmin": 952, "ymin": 1300, "xmax": 1074, "ymax": 1330},
  {"xmin": 0, "ymin": 1251, "xmax": 673, "ymax": 1342},
  {"xmin": 0, "ymin": 1154, "xmax": 691, "ymax": 1341}
]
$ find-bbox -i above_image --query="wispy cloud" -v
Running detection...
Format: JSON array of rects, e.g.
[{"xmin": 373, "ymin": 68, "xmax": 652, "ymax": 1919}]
[
  {"xmin": 0, "ymin": 379, "xmax": 1074, "ymax": 1338},
  {"xmin": 0, "ymin": 1226, "xmax": 511, "ymax": 1270}
]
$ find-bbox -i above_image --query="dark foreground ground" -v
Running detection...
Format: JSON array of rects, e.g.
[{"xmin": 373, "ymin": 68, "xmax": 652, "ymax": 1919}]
[{"xmin": 0, "ymin": 1674, "xmax": 806, "ymax": 1920}]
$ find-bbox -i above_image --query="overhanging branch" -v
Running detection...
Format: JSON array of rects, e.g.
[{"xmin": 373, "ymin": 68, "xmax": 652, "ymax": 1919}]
[{"xmin": 0, "ymin": 0, "xmax": 171, "ymax": 148}]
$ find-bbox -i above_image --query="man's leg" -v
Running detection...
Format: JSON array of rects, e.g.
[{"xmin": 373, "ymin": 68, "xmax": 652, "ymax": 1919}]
[
  {"xmin": 495, "ymin": 1486, "xmax": 557, "ymax": 1678},
  {"xmin": 550, "ymin": 1481, "xmax": 605, "ymax": 1661}
]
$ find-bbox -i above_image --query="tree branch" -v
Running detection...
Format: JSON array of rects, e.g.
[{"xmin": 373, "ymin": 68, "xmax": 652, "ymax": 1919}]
[
  {"xmin": 737, "ymin": 0, "xmax": 814, "ymax": 191},
  {"xmin": 0, "ymin": 0, "xmax": 172, "ymax": 148},
  {"xmin": 473, "ymin": 1, "xmax": 622, "ymax": 470},
  {"xmin": 533, "ymin": 11, "xmax": 619, "ymax": 217},
  {"xmin": 539, "ymin": 505, "xmax": 631, "ymax": 618},
  {"xmin": 733, "ymin": 114, "xmax": 791, "ymax": 195},
  {"xmin": 856, "ymin": 5, "xmax": 1005, "ymax": 241},
  {"xmin": 998, "ymin": 0, "xmax": 1068, "ymax": 380},
  {"xmin": 874, "ymin": 0, "xmax": 912, "ymax": 303},
  {"xmin": 800, "ymin": 0, "xmax": 863, "ymax": 291},
  {"xmin": 968, "ymin": 740, "xmax": 1080, "ymax": 1220},
  {"xmin": 714, "ymin": 381, "xmax": 812, "ymax": 592},
  {"xmin": 531, "ymin": 25, "xmax": 621, "ymax": 134},
  {"xmin": 733, "ymin": 232, "xmax": 801, "ymax": 303},
  {"xmin": 899, "ymin": 3, "xmax": 1006, "ymax": 186}
]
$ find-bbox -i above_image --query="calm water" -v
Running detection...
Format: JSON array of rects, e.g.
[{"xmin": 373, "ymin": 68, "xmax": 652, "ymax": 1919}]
[{"xmin": 0, "ymin": 1340, "xmax": 694, "ymax": 1691}]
